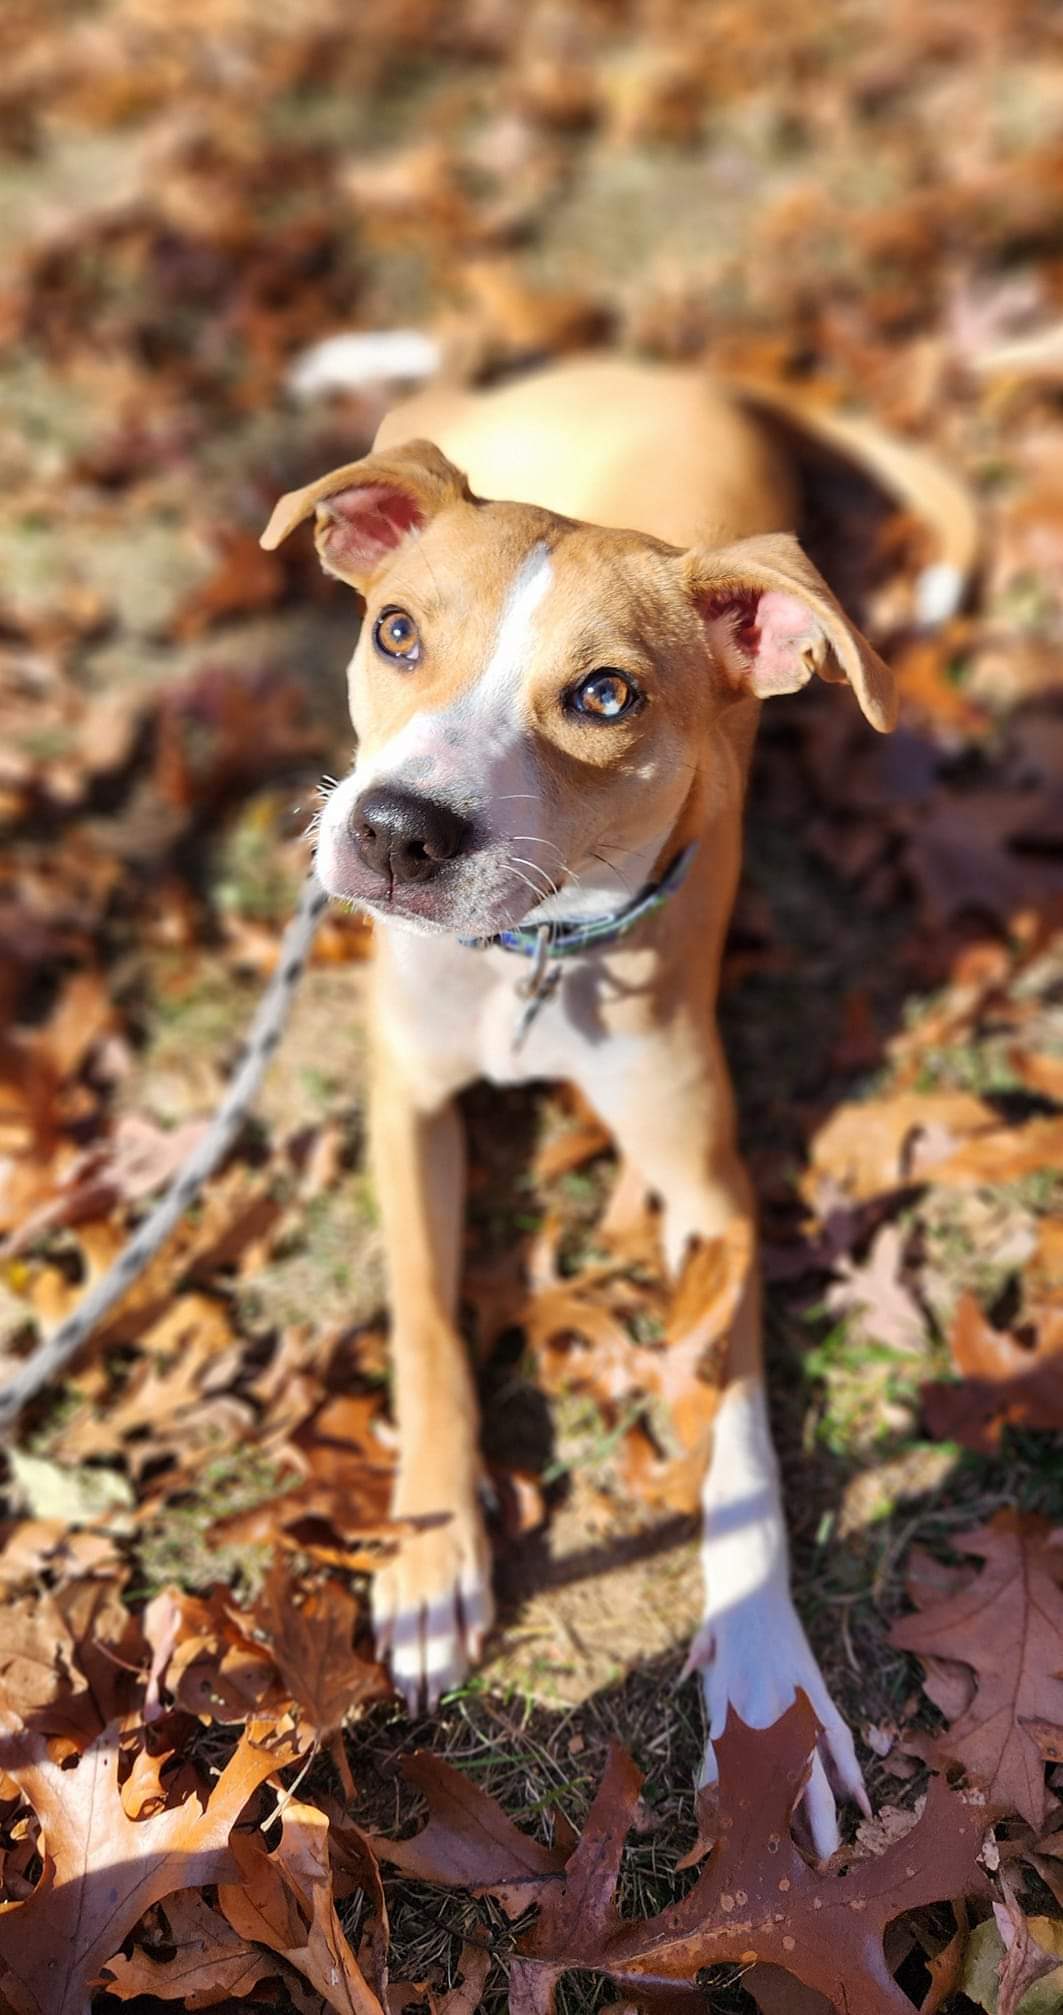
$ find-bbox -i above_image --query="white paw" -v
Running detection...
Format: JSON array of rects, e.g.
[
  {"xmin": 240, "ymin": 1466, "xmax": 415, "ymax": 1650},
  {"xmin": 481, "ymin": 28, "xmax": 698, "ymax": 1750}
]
[
  {"xmin": 688, "ymin": 1586, "xmax": 869, "ymax": 1861},
  {"xmin": 372, "ymin": 1502, "xmax": 495, "ymax": 1715}
]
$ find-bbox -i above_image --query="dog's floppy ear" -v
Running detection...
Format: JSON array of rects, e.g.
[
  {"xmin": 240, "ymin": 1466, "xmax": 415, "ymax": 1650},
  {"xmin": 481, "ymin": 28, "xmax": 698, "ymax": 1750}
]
[
  {"xmin": 683, "ymin": 532, "xmax": 896, "ymax": 732},
  {"xmin": 259, "ymin": 439, "xmax": 473, "ymax": 591}
]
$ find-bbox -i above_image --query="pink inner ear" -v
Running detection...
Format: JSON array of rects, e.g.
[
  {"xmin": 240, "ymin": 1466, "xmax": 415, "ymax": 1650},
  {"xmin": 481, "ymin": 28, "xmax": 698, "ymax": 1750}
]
[
  {"xmin": 703, "ymin": 587, "xmax": 824, "ymax": 699},
  {"xmin": 321, "ymin": 482, "xmax": 424, "ymax": 574},
  {"xmin": 748, "ymin": 590, "xmax": 823, "ymax": 696}
]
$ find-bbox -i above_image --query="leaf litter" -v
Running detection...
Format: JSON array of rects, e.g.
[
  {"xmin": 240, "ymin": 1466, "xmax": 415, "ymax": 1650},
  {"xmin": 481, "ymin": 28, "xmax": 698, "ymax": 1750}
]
[{"xmin": 1, "ymin": 0, "xmax": 1062, "ymax": 2009}]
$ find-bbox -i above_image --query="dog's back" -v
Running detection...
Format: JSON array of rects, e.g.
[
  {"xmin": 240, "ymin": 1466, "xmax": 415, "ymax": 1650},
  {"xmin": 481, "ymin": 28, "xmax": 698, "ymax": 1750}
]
[{"xmin": 374, "ymin": 355, "xmax": 798, "ymax": 551}]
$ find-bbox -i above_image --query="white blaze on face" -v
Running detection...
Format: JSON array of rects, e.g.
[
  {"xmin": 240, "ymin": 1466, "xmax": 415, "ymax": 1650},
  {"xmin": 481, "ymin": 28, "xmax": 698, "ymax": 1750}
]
[
  {"xmin": 472, "ymin": 540, "xmax": 554, "ymax": 744},
  {"xmin": 315, "ymin": 542, "xmax": 555, "ymax": 899},
  {"xmin": 349, "ymin": 540, "xmax": 554, "ymax": 800}
]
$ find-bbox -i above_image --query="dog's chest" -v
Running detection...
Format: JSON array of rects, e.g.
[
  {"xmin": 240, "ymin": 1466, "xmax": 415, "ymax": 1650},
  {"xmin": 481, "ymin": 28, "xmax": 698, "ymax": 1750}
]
[{"xmin": 378, "ymin": 932, "xmax": 608, "ymax": 1092}]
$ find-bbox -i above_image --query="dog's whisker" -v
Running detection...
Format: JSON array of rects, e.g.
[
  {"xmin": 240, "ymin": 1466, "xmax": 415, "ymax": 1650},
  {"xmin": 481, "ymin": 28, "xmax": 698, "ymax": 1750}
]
[
  {"xmin": 504, "ymin": 849, "xmax": 558, "ymax": 906},
  {"xmin": 508, "ymin": 834, "xmax": 569, "ymax": 863},
  {"xmin": 508, "ymin": 854, "xmax": 558, "ymax": 900},
  {"xmin": 505, "ymin": 864, "xmax": 552, "ymax": 911},
  {"xmin": 509, "ymin": 850, "xmax": 559, "ymax": 889},
  {"xmin": 590, "ymin": 848, "xmax": 636, "ymax": 896}
]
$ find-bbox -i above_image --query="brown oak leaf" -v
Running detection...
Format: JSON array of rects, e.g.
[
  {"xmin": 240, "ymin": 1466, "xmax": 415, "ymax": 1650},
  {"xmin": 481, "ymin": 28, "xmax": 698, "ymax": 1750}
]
[
  {"xmin": 254, "ymin": 1562, "xmax": 391, "ymax": 1744},
  {"xmin": 921, "ymin": 1294, "xmax": 1063, "ymax": 1451},
  {"xmin": 890, "ymin": 1511, "xmax": 1063, "ymax": 1826},
  {"xmin": 386, "ymin": 1943, "xmax": 492, "ymax": 2015},
  {"xmin": 806, "ymin": 1092, "xmax": 997, "ymax": 1202},
  {"xmin": 927, "ymin": 1115, "xmax": 1063, "ymax": 1190},
  {"xmin": 0, "ymin": 1714, "xmax": 301, "ymax": 2015},
  {"xmin": 747, "ymin": 1970, "xmax": 833, "ymax": 2015},
  {"xmin": 171, "ymin": 528, "xmax": 285, "ymax": 640},
  {"xmin": 0, "ymin": 1590, "xmax": 81, "ymax": 1720},
  {"xmin": 371, "ymin": 1751, "xmax": 568, "ymax": 1916},
  {"xmin": 510, "ymin": 1698, "xmax": 984, "ymax": 2015},
  {"xmin": 142, "ymin": 1585, "xmax": 284, "ymax": 1726},
  {"xmin": 218, "ymin": 1796, "xmax": 384, "ymax": 2014},
  {"xmin": 98, "ymin": 1888, "xmax": 273, "ymax": 2007}
]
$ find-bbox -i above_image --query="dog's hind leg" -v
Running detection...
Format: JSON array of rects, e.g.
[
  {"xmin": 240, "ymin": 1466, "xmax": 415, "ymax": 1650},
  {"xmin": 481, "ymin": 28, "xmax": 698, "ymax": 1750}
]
[{"xmin": 368, "ymin": 1033, "xmax": 494, "ymax": 1713}]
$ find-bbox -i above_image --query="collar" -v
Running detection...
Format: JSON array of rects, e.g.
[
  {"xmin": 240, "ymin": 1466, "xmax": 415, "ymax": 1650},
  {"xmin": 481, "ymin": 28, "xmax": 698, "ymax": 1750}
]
[{"xmin": 461, "ymin": 841, "xmax": 697, "ymax": 962}]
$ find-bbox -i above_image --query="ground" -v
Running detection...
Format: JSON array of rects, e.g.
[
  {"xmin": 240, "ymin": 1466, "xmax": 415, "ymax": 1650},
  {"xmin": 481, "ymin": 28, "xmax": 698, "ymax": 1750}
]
[{"xmin": 1, "ymin": 4, "xmax": 1062, "ymax": 2013}]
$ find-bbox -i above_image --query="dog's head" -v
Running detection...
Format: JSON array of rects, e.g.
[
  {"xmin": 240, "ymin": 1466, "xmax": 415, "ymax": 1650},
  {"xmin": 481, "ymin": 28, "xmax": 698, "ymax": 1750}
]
[{"xmin": 262, "ymin": 440, "xmax": 895, "ymax": 935}]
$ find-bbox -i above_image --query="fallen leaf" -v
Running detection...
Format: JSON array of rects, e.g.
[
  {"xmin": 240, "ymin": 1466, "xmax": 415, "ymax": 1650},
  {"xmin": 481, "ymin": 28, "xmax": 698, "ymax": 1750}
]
[
  {"xmin": 386, "ymin": 1943, "xmax": 491, "ymax": 2015},
  {"xmin": 807, "ymin": 1092, "xmax": 997, "ymax": 1202},
  {"xmin": 172, "ymin": 528, "xmax": 286, "ymax": 640},
  {"xmin": 141, "ymin": 1586, "xmax": 284, "ymax": 1726},
  {"xmin": 5, "ymin": 1450, "xmax": 133, "ymax": 1525},
  {"xmin": 960, "ymin": 1913, "xmax": 1063, "ymax": 2015},
  {"xmin": 370, "ymin": 1751, "xmax": 568, "ymax": 1915},
  {"xmin": 0, "ymin": 1591, "xmax": 81, "ymax": 1721},
  {"xmin": 1009, "ymin": 1050, "xmax": 1063, "ymax": 1102},
  {"xmin": 0, "ymin": 1714, "xmax": 301, "ymax": 2015},
  {"xmin": 57, "ymin": 1292, "xmax": 242, "ymax": 1465},
  {"xmin": 928, "ymin": 1116, "xmax": 1063, "ymax": 1189},
  {"xmin": 995, "ymin": 1881, "xmax": 1063, "ymax": 2015},
  {"xmin": 747, "ymin": 1968, "xmax": 833, "ymax": 2015},
  {"xmin": 891, "ymin": 1511, "xmax": 1063, "ymax": 1826},
  {"xmin": 3, "ymin": 1115, "xmax": 205, "ymax": 1257},
  {"xmin": 514, "ymin": 1224, "xmax": 747, "ymax": 1509},
  {"xmin": 921, "ymin": 1294, "xmax": 1063, "ymax": 1451},
  {"xmin": 254, "ymin": 1561, "xmax": 391, "ymax": 1745},
  {"xmin": 916, "ymin": 1901, "xmax": 969, "ymax": 2015},
  {"xmin": 825, "ymin": 1222, "xmax": 927, "ymax": 1353},
  {"xmin": 904, "ymin": 789, "xmax": 1063, "ymax": 936},
  {"xmin": 219, "ymin": 1797, "xmax": 384, "ymax": 2014},
  {"xmin": 98, "ymin": 1887, "xmax": 273, "ymax": 2006},
  {"xmin": 512, "ymin": 1696, "xmax": 985, "ymax": 2014}
]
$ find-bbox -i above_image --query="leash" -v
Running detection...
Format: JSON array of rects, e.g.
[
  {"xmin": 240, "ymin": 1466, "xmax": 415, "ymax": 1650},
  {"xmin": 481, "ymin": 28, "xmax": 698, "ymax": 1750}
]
[
  {"xmin": 462, "ymin": 842, "xmax": 697, "ymax": 1049},
  {"xmin": 0, "ymin": 845, "xmax": 694, "ymax": 1429},
  {"xmin": 0, "ymin": 870, "xmax": 330, "ymax": 1435}
]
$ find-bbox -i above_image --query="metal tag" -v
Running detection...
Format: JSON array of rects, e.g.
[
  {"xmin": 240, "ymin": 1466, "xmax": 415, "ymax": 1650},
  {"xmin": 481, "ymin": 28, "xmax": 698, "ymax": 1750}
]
[{"xmin": 512, "ymin": 925, "xmax": 561, "ymax": 1051}]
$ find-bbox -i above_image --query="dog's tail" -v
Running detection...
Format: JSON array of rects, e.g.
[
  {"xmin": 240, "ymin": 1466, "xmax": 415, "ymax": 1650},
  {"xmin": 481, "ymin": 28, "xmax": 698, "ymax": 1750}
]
[
  {"xmin": 286, "ymin": 327, "xmax": 444, "ymax": 401},
  {"xmin": 720, "ymin": 373, "xmax": 980, "ymax": 626}
]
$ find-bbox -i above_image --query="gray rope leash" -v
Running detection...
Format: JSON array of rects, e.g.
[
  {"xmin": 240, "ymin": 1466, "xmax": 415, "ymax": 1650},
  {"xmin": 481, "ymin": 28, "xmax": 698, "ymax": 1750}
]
[{"xmin": 0, "ymin": 870, "xmax": 330, "ymax": 1436}]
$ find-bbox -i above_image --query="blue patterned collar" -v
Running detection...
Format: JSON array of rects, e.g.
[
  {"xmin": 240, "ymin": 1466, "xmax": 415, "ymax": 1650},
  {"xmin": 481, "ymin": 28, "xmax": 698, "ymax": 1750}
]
[
  {"xmin": 463, "ymin": 842, "xmax": 697, "ymax": 1050},
  {"xmin": 462, "ymin": 842, "xmax": 697, "ymax": 961}
]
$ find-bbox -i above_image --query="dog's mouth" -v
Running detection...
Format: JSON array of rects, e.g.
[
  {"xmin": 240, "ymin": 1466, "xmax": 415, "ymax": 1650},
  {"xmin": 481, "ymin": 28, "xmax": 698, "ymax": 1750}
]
[
  {"xmin": 315, "ymin": 839, "xmax": 564, "ymax": 939},
  {"xmin": 312, "ymin": 771, "xmax": 584, "ymax": 936}
]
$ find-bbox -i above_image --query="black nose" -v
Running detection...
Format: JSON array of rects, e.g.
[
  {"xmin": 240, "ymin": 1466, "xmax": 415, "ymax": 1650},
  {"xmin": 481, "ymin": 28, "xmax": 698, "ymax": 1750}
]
[{"xmin": 351, "ymin": 786, "xmax": 472, "ymax": 885}]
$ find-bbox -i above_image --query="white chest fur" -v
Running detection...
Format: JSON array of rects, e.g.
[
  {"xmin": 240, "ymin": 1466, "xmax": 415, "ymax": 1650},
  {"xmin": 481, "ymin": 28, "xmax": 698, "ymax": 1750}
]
[{"xmin": 377, "ymin": 926, "xmax": 611, "ymax": 1095}]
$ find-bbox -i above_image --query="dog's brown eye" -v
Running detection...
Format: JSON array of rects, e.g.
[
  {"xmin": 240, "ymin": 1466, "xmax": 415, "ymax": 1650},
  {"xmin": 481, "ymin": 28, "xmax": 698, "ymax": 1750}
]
[
  {"xmin": 571, "ymin": 669, "xmax": 638, "ymax": 720},
  {"xmin": 374, "ymin": 607, "xmax": 421, "ymax": 664}
]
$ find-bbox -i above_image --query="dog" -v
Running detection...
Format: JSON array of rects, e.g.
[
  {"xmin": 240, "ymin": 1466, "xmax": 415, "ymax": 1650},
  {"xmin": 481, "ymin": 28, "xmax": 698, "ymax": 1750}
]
[{"xmin": 261, "ymin": 354, "xmax": 897, "ymax": 1856}]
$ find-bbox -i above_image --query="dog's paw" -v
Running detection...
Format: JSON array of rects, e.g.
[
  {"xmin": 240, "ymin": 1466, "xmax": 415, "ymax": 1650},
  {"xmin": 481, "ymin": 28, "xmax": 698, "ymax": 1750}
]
[
  {"xmin": 687, "ymin": 1587, "xmax": 869, "ymax": 1861},
  {"xmin": 372, "ymin": 1496, "xmax": 494, "ymax": 1714}
]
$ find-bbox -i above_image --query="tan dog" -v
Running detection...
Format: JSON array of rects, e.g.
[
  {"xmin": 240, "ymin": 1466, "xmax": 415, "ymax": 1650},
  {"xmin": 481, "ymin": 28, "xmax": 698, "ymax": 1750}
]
[{"xmin": 262, "ymin": 356, "xmax": 896, "ymax": 1855}]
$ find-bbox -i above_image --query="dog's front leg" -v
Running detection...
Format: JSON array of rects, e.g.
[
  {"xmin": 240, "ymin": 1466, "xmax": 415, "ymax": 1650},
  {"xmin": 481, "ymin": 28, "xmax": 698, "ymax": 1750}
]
[
  {"xmin": 368, "ymin": 1033, "xmax": 493, "ymax": 1711},
  {"xmin": 585, "ymin": 1036, "xmax": 866, "ymax": 1856}
]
